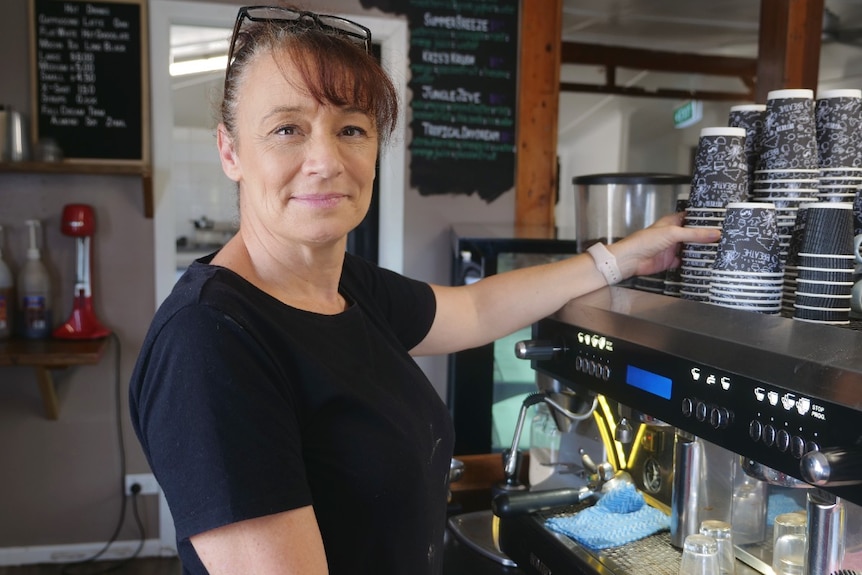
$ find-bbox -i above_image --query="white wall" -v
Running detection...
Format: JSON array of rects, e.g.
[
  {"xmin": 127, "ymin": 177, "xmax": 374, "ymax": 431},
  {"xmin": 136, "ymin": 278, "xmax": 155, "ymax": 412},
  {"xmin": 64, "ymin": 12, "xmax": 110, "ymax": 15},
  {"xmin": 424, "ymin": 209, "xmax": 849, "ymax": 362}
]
[{"xmin": 171, "ymin": 127, "xmax": 237, "ymax": 241}]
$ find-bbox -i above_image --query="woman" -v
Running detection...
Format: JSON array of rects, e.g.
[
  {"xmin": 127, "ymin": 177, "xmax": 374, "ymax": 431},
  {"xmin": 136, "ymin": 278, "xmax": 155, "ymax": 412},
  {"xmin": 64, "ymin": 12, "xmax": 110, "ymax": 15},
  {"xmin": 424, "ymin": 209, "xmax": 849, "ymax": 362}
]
[{"xmin": 129, "ymin": 5, "xmax": 720, "ymax": 574}]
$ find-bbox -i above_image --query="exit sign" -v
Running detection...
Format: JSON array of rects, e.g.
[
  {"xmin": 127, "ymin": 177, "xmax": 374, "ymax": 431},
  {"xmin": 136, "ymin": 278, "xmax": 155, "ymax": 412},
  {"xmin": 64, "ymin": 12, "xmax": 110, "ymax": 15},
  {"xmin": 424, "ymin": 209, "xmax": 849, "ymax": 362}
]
[{"xmin": 673, "ymin": 100, "xmax": 703, "ymax": 129}]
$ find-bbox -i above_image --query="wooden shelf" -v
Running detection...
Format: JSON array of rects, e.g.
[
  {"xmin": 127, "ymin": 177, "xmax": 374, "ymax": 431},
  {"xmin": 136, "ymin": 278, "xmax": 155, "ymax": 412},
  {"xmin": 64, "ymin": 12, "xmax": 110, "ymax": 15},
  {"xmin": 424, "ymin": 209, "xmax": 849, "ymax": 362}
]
[
  {"xmin": 0, "ymin": 337, "xmax": 111, "ymax": 419},
  {"xmin": 0, "ymin": 161, "xmax": 154, "ymax": 218}
]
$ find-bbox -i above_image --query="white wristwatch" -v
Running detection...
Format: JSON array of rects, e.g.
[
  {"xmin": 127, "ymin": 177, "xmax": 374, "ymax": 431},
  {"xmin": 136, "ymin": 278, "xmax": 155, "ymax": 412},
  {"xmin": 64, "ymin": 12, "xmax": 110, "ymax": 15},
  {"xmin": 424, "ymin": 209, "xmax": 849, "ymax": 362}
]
[{"xmin": 587, "ymin": 243, "xmax": 622, "ymax": 285}]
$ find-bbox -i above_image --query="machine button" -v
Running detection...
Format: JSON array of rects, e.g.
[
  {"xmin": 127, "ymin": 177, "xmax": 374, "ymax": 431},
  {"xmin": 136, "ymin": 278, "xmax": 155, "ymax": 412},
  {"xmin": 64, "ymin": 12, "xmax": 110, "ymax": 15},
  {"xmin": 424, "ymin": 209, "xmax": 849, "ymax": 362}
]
[
  {"xmin": 749, "ymin": 420, "xmax": 762, "ymax": 441},
  {"xmin": 791, "ymin": 436, "xmax": 806, "ymax": 459},
  {"xmin": 601, "ymin": 365, "xmax": 611, "ymax": 381},
  {"xmin": 710, "ymin": 407, "xmax": 730, "ymax": 429},
  {"xmin": 762, "ymin": 424, "xmax": 776, "ymax": 447},
  {"xmin": 695, "ymin": 401, "xmax": 708, "ymax": 422},
  {"xmin": 806, "ymin": 441, "xmax": 821, "ymax": 454},
  {"xmin": 776, "ymin": 429, "xmax": 791, "ymax": 452},
  {"xmin": 682, "ymin": 398, "xmax": 694, "ymax": 418},
  {"xmin": 575, "ymin": 356, "xmax": 583, "ymax": 371},
  {"xmin": 588, "ymin": 360, "xmax": 597, "ymax": 376}
]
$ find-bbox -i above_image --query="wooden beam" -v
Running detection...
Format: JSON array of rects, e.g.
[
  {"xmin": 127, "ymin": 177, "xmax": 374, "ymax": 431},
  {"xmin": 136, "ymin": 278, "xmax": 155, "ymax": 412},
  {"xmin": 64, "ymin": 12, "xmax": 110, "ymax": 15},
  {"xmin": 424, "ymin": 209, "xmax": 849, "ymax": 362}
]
[
  {"xmin": 755, "ymin": 0, "xmax": 824, "ymax": 101},
  {"xmin": 514, "ymin": 0, "xmax": 562, "ymax": 229},
  {"xmin": 559, "ymin": 82, "xmax": 753, "ymax": 102},
  {"xmin": 560, "ymin": 42, "xmax": 756, "ymax": 101},
  {"xmin": 561, "ymin": 42, "xmax": 758, "ymax": 79}
]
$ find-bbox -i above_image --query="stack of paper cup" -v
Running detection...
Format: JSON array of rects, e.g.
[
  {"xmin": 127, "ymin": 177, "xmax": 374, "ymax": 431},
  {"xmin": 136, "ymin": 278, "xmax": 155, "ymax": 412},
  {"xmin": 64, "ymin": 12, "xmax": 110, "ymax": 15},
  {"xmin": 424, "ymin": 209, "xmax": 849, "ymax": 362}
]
[
  {"xmin": 709, "ymin": 203, "xmax": 783, "ymax": 314},
  {"xmin": 681, "ymin": 127, "xmax": 748, "ymax": 301}
]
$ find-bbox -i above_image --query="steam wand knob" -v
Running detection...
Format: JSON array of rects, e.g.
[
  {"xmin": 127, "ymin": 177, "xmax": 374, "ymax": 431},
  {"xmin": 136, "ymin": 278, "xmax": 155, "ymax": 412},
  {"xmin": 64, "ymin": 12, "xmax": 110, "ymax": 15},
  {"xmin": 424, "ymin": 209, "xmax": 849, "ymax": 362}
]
[{"xmin": 800, "ymin": 448, "xmax": 862, "ymax": 487}]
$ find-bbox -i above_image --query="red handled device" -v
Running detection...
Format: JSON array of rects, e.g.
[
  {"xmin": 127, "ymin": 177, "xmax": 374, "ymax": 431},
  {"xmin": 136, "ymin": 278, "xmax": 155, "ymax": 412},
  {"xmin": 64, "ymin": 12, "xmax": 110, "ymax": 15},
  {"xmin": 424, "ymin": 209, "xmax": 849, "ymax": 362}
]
[{"xmin": 52, "ymin": 204, "xmax": 110, "ymax": 339}]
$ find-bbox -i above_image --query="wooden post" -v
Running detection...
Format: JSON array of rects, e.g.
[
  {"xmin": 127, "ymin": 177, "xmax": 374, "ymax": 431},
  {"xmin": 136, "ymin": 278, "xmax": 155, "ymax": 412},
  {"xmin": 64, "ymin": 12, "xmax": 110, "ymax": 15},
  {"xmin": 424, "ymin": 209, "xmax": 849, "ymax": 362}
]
[
  {"xmin": 514, "ymin": 0, "xmax": 562, "ymax": 231},
  {"xmin": 755, "ymin": 0, "xmax": 824, "ymax": 101}
]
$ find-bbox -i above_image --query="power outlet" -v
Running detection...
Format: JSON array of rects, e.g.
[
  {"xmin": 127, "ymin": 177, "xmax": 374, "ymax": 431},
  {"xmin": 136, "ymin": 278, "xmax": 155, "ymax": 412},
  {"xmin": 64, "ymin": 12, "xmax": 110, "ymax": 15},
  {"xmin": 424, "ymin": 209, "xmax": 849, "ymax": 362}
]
[{"xmin": 125, "ymin": 473, "xmax": 160, "ymax": 496}]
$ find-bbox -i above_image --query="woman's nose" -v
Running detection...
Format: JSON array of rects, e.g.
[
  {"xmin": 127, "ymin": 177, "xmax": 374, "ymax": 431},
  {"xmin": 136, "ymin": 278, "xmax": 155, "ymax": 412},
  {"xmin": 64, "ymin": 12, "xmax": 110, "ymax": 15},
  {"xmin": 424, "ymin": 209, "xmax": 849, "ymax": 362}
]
[{"xmin": 302, "ymin": 135, "xmax": 343, "ymax": 178}]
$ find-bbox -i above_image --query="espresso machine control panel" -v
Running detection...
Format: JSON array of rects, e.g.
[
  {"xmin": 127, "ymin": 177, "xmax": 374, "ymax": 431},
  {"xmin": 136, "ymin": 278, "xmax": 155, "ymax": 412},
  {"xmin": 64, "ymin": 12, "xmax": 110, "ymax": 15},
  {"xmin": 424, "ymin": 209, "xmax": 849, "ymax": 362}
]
[{"xmin": 521, "ymin": 290, "xmax": 862, "ymax": 508}]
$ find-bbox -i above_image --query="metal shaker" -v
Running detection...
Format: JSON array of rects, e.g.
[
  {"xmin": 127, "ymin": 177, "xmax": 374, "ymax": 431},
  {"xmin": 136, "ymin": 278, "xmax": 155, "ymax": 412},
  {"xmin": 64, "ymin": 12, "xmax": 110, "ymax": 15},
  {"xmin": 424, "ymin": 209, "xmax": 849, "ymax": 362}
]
[
  {"xmin": 671, "ymin": 430, "xmax": 704, "ymax": 547},
  {"xmin": 805, "ymin": 489, "xmax": 845, "ymax": 575}
]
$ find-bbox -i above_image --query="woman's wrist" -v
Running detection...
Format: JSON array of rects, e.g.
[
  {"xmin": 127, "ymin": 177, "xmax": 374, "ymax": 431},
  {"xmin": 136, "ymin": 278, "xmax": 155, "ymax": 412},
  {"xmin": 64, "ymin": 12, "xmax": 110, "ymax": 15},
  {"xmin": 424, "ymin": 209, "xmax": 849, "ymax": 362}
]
[{"xmin": 586, "ymin": 243, "xmax": 622, "ymax": 285}]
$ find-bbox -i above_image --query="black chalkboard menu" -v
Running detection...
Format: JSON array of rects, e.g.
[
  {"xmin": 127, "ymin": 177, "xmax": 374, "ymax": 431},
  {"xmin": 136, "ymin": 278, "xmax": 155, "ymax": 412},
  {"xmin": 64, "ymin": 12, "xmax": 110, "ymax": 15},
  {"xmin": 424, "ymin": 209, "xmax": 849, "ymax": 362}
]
[
  {"xmin": 29, "ymin": 0, "xmax": 149, "ymax": 163},
  {"xmin": 405, "ymin": 1, "xmax": 519, "ymax": 202}
]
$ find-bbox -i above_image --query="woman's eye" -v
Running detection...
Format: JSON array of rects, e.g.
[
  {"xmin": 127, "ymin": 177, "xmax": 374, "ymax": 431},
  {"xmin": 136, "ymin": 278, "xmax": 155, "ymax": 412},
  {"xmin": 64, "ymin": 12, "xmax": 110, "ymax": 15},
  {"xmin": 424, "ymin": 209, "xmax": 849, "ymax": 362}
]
[
  {"xmin": 342, "ymin": 126, "xmax": 367, "ymax": 137},
  {"xmin": 275, "ymin": 125, "xmax": 298, "ymax": 136}
]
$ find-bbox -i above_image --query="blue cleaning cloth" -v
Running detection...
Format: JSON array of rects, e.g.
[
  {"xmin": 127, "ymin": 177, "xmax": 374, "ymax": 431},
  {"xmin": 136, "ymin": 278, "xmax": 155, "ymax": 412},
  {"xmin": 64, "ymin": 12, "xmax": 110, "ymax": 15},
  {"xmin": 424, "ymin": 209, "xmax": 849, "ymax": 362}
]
[
  {"xmin": 545, "ymin": 483, "xmax": 670, "ymax": 550},
  {"xmin": 767, "ymin": 490, "xmax": 806, "ymax": 525}
]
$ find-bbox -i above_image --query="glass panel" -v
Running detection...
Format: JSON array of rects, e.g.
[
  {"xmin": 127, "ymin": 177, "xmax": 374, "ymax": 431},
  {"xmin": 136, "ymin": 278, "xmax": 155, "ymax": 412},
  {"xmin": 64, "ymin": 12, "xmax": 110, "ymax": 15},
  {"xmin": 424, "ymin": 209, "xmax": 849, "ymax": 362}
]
[{"xmin": 490, "ymin": 252, "xmax": 571, "ymax": 452}]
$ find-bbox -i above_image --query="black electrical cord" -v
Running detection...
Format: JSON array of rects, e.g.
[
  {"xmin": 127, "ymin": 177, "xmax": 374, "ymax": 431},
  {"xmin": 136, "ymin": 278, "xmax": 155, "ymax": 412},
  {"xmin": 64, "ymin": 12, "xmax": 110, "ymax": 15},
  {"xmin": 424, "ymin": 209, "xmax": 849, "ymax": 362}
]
[{"xmin": 60, "ymin": 332, "xmax": 147, "ymax": 575}]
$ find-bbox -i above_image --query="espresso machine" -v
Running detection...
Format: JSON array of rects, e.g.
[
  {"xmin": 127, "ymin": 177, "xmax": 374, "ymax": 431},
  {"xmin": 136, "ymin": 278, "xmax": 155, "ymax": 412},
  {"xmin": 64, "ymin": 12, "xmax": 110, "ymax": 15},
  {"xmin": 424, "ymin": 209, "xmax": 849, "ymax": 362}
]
[{"xmin": 494, "ymin": 286, "xmax": 862, "ymax": 575}]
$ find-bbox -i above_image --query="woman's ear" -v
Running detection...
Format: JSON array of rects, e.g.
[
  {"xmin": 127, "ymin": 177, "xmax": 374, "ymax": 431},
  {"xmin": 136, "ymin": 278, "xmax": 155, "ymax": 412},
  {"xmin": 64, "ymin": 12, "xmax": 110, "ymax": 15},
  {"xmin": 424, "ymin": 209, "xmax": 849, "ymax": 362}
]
[{"xmin": 217, "ymin": 124, "xmax": 241, "ymax": 182}]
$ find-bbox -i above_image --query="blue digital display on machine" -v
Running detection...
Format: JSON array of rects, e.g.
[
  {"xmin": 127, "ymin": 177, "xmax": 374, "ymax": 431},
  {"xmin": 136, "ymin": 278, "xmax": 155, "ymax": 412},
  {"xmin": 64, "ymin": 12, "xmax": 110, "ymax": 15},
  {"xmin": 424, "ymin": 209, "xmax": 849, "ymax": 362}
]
[{"xmin": 625, "ymin": 365, "xmax": 673, "ymax": 399}]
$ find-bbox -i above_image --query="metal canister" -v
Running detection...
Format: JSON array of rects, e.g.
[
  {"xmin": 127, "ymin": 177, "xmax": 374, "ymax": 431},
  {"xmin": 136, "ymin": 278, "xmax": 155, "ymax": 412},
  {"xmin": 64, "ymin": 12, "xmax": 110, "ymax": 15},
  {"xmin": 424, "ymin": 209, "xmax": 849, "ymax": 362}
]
[
  {"xmin": 670, "ymin": 430, "xmax": 704, "ymax": 547},
  {"xmin": 572, "ymin": 172, "xmax": 689, "ymax": 253},
  {"xmin": 805, "ymin": 489, "xmax": 845, "ymax": 575}
]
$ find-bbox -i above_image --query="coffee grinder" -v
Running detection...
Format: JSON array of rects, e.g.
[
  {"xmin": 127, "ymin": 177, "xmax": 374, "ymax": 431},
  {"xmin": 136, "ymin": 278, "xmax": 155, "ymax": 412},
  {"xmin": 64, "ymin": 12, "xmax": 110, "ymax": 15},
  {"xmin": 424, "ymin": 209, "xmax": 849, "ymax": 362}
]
[{"xmin": 52, "ymin": 204, "xmax": 110, "ymax": 339}]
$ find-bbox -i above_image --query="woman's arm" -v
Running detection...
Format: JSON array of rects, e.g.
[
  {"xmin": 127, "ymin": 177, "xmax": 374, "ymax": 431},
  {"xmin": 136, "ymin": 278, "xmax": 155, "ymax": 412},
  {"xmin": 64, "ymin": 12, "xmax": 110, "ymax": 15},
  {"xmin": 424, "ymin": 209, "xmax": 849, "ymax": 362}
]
[
  {"xmin": 412, "ymin": 212, "xmax": 721, "ymax": 356},
  {"xmin": 191, "ymin": 506, "xmax": 328, "ymax": 574}
]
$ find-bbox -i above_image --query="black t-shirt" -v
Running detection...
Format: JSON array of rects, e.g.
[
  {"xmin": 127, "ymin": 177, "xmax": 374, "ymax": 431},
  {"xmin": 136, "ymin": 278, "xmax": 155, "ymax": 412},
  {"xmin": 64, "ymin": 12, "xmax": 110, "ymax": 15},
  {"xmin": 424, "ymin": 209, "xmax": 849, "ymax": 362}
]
[{"xmin": 129, "ymin": 253, "xmax": 455, "ymax": 574}]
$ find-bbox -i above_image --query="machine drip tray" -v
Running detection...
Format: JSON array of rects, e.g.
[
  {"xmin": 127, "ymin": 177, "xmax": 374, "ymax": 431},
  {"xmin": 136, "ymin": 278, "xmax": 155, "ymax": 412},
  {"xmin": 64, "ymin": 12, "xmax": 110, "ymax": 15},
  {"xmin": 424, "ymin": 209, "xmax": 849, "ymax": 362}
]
[
  {"xmin": 499, "ymin": 507, "xmax": 769, "ymax": 575},
  {"xmin": 448, "ymin": 510, "xmax": 519, "ymax": 567}
]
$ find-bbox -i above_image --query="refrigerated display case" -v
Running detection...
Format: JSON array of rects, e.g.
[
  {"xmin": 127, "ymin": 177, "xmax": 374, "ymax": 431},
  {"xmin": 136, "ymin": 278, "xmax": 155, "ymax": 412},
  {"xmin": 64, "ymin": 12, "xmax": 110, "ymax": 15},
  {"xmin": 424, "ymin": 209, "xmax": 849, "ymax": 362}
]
[{"xmin": 448, "ymin": 223, "xmax": 579, "ymax": 455}]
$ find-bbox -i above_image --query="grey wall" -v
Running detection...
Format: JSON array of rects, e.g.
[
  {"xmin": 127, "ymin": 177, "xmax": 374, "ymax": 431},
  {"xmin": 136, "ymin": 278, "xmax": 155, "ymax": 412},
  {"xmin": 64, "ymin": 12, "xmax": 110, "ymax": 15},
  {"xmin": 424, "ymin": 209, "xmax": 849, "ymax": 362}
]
[{"xmin": 0, "ymin": 0, "xmax": 159, "ymax": 551}]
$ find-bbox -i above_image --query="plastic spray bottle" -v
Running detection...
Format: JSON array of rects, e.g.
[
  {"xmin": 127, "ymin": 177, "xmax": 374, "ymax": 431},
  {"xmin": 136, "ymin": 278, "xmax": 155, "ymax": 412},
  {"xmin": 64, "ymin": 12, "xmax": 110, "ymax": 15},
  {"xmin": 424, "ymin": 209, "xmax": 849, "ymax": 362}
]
[
  {"xmin": 0, "ymin": 225, "xmax": 13, "ymax": 339},
  {"xmin": 18, "ymin": 219, "xmax": 52, "ymax": 339}
]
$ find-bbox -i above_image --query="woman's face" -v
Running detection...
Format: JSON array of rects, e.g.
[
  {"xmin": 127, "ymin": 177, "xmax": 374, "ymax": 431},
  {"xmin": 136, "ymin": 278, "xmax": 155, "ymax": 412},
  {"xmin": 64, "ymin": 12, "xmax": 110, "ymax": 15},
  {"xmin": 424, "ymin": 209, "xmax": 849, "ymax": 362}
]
[{"xmin": 218, "ymin": 48, "xmax": 379, "ymax": 251}]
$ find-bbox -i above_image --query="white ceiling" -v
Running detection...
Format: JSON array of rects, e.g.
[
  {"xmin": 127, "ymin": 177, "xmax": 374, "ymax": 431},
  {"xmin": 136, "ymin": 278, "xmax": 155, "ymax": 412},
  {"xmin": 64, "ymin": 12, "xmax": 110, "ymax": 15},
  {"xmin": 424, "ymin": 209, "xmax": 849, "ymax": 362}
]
[
  {"xmin": 560, "ymin": 0, "xmax": 862, "ymax": 55},
  {"xmin": 170, "ymin": 1, "xmax": 862, "ymax": 63},
  {"xmin": 169, "ymin": 2, "xmax": 862, "ymax": 127}
]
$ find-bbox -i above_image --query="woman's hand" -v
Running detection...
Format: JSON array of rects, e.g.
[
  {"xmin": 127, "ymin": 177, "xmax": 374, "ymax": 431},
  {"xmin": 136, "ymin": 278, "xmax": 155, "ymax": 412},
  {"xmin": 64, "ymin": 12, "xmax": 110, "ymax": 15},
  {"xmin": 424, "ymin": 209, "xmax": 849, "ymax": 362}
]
[{"xmin": 609, "ymin": 211, "xmax": 721, "ymax": 279}]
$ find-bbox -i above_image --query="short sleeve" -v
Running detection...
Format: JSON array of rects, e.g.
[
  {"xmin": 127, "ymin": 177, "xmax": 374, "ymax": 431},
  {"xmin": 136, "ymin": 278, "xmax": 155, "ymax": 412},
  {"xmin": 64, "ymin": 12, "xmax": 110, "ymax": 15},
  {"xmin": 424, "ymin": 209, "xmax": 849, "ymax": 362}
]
[
  {"xmin": 341, "ymin": 254, "xmax": 436, "ymax": 350},
  {"xmin": 131, "ymin": 304, "xmax": 312, "ymax": 540}
]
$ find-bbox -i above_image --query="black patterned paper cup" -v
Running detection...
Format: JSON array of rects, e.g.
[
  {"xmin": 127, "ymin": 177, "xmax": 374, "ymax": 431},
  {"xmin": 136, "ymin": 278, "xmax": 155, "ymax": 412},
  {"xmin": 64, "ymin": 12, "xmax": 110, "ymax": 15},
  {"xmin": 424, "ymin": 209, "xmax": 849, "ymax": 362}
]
[
  {"xmin": 729, "ymin": 104, "xmax": 766, "ymax": 193},
  {"xmin": 713, "ymin": 202, "xmax": 782, "ymax": 273},
  {"xmin": 817, "ymin": 193, "xmax": 856, "ymax": 203},
  {"xmin": 793, "ymin": 303, "xmax": 851, "ymax": 323},
  {"xmin": 758, "ymin": 89, "xmax": 818, "ymax": 172},
  {"xmin": 795, "ymin": 266, "xmax": 855, "ymax": 283},
  {"xmin": 751, "ymin": 189, "xmax": 819, "ymax": 201},
  {"xmin": 752, "ymin": 179, "xmax": 820, "ymax": 190},
  {"xmin": 689, "ymin": 127, "xmax": 749, "ymax": 208},
  {"xmin": 709, "ymin": 281, "xmax": 783, "ymax": 295},
  {"xmin": 855, "ymin": 190, "xmax": 862, "ymax": 236},
  {"xmin": 796, "ymin": 253, "xmax": 855, "ymax": 269},
  {"xmin": 753, "ymin": 169, "xmax": 820, "ymax": 183},
  {"xmin": 795, "ymin": 279, "xmax": 855, "ymax": 296},
  {"xmin": 818, "ymin": 176, "xmax": 862, "ymax": 186},
  {"xmin": 816, "ymin": 88, "xmax": 862, "ymax": 168},
  {"xmin": 820, "ymin": 167, "xmax": 862, "ymax": 178},
  {"xmin": 799, "ymin": 202, "xmax": 855, "ymax": 255}
]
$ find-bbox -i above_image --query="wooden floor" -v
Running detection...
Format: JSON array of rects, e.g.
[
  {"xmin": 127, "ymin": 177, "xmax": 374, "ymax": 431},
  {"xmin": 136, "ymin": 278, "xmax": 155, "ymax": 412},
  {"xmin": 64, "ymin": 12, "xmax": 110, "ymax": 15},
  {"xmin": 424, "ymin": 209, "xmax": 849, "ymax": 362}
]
[{"xmin": 0, "ymin": 557, "xmax": 182, "ymax": 575}]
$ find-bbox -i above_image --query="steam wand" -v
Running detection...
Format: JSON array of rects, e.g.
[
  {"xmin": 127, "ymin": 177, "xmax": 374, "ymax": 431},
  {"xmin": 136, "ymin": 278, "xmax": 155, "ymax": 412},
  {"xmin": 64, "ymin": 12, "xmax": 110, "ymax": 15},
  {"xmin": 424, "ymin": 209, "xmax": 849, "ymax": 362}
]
[{"xmin": 498, "ymin": 392, "xmax": 546, "ymax": 491}]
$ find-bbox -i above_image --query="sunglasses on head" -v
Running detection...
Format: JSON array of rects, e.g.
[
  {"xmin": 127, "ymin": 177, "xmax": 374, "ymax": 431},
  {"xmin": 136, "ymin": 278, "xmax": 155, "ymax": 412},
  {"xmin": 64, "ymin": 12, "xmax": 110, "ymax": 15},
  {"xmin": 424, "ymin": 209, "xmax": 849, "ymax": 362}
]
[{"xmin": 226, "ymin": 5, "xmax": 371, "ymax": 75}]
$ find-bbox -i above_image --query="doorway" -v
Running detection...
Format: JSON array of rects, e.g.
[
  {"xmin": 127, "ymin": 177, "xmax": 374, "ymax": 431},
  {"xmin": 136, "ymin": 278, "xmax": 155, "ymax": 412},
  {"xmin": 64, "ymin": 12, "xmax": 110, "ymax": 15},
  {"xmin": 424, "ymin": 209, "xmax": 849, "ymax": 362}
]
[{"xmin": 149, "ymin": 0, "xmax": 409, "ymax": 306}]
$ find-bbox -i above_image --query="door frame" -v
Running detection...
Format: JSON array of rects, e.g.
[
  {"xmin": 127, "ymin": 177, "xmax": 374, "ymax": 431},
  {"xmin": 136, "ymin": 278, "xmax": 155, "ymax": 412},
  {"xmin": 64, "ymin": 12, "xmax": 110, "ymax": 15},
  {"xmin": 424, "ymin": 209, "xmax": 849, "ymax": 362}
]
[{"xmin": 149, "ymin": 0, "xmax": 409, "ymax": 306}]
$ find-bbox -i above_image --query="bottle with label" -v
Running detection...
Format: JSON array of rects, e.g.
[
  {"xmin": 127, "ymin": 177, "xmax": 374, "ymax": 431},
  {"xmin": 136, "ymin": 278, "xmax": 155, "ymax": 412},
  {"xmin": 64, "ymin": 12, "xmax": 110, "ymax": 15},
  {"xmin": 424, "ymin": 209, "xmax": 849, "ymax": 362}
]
[
  {"xmin": 18, "ymin": 220, "xmax": 52, "ymax": 339},
  {"xmin": 0, "ymin": 224, "xmax": 13, "ymax": 339}
]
